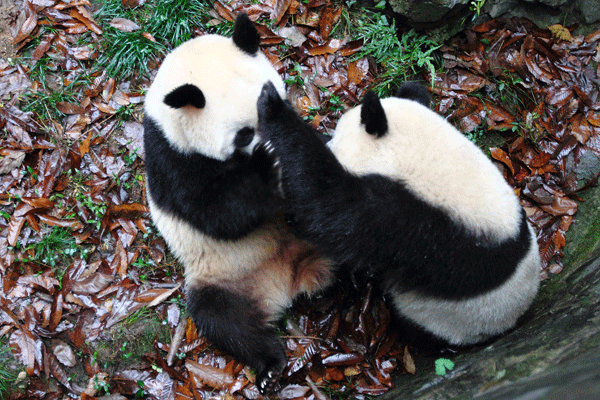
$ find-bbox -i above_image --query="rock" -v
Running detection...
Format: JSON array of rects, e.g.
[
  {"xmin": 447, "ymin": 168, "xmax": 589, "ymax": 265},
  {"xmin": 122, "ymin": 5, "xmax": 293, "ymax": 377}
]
[
  {"xmin": 389, "ymin": 0, "xmax": 470, "ymax": 24},
  {"xmin": 387, "ymin": 0, "xmax": 600, "ymax": 32}
]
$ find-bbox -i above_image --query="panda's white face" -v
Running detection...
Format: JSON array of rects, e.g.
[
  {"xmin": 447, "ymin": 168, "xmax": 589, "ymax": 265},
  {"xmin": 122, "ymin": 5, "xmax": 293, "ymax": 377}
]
[
  {"xmin": 144, "ymin": 34, "xmax": 286, "ymax": 161},
  {"xmin": 328, "ymin": 97, "xmax": 523, "ymax": 241}
]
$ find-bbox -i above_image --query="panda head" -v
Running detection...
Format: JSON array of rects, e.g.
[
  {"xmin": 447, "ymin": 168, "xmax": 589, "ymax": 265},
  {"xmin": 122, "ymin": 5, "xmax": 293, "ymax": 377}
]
[
  {"xmin": 144, "ymin": 13, "xmax": 286, "ymax": 161},
  {"xmin": 327, "ymin": 84, "xmax": 438, "ymax": 177}
]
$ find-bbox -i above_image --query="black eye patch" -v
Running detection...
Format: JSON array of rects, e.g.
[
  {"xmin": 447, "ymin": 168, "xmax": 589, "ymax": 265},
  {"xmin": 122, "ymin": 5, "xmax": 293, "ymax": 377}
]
[{"xmin": 234, "ymin": 127, "xmax": 255, "ymax": 148}]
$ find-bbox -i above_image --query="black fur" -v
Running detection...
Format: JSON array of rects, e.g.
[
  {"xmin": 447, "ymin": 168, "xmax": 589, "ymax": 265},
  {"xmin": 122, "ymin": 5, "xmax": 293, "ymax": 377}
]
[
  {"xmin": 164, "ymin": 84, "xmax": 205, "ymax": 109},
  {"xmin": 395, "ymin": 81, "xmax": 431, "ymax": 108},
  {"xmin": 144, "ymin": 116, "xmax": 282, "ymax": 240},
  {"xmin": 234, "ymin": 126, "xmax": 255, "ymax": 148},
  {"xmin": 187, "ymin": 284, "xmax": 286, "ymax": 393},
  {"xmin": 257, "ymin": 81, "xmax": 531, "ymax": 300},
  {"xmin": 360, "ymin": 91, "xmax": 388, "ymax": 137},
  {"xmin": 232, "ymin": 13, "xmax": 260, "ymax": 56}
]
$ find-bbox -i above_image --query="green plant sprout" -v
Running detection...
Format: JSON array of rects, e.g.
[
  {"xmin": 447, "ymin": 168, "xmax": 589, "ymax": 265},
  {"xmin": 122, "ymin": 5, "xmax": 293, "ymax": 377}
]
[{"xmin": 435, "ymin": 358, "xmax": 455, "ymax": 376}]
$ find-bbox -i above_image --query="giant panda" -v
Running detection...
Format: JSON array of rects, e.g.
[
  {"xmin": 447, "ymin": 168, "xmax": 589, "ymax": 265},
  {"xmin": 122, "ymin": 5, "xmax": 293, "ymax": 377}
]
[
  {"xmin": 255, "ymin": 80, "xmax": 541, "ymax": 348},
  {"xmin": 143, "ymin": 14, "xmax": 332, "ymax": 393}
]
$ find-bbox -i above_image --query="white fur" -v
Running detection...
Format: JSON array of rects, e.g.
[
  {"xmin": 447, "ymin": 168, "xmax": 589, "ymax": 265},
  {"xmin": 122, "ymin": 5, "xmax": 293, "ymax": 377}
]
[
  {"xmin": 329, "ymin": 98, "xmax": 522, "ymax": 242},
  {"xmin": 144, "ymin": 34, "xmax": 286, "ymax": 161},
  {"xmin": 328, "ymin": 94, "xmax": 541, "ymax": 345},
  {"xmin": 392, "ymin": 224, "xmax": 540, "ymax": 345},
  {"xmin": 148, "ymin": 198, "xmax": 333, "ymax": 318}
]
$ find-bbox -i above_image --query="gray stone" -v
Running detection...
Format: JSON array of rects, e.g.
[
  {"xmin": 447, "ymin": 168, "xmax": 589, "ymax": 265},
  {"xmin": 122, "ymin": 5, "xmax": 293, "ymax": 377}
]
[
  {"xmin": 389, "ymin": 0, "xmax": 470, "ymax": 23},
  {"xmin": 576, "ymin": 0, "xmax": 600, "ymax": 24},
  {"xmin": 388, "ymin": 0, "xmax": 600, "ymax": 31}
]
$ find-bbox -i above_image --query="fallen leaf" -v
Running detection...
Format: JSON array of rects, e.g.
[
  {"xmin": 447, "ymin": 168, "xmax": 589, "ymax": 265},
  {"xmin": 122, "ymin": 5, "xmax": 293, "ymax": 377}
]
[
  {"xmin": 548, "ymin": 24, "xmax": 572, "ymax": 42},
  {"xmin": 109, "ymin": 17, "xmax": 140, "ymax": 32}
]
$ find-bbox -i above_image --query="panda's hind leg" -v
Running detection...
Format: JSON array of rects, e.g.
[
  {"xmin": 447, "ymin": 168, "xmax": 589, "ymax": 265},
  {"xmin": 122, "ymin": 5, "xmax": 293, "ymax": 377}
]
[{"xmin": 186, "ymin": 283, "xmax": 286, "ymax": 394}]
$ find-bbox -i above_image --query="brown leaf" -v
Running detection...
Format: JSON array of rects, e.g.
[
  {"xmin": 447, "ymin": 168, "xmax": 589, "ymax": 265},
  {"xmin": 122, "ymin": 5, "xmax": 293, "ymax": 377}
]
[
  {"xmin": 37, "ymin": 215, "xmax": 84, "ymax": 231},
  {"xmin": 32, "ymin": 33, "xmax": 57, "ymax": 62},
  {"xmin": 347, "ymin": 58, "xmax": 369, "ymax": 86},
  {"xmin": 540, "ymin": 196, "xmax": 578, "ymax": 216},
  {"xmin": 0, "ymin": 150, "xmax": 26, "ymax": 174},
  {"xmin": 306, "ymin": 376, "xmax": 331, "ymax": 400},
  {"xmin": 134, "ymin": 284, "xmax": 181, "ymax": 307},
  {"xmin": 186, "ymin": 359, "xmax": 235, "ymax": 389},
  {"xmin": 279, "ymin": 384, "xmax": 310, "ymax": 399},
  {"xmin": 339, "ymin": 40, "xmax": 363, "ymax": 57},
  {"xmin": 107, "ymin": 203, "xmax": 149, "ymax": 219},
  {"xmin": 56, "ymin": 101, "xmax": 86, "ymax": 115},
  {"xmin": 52, "ymin": 340, "xmax": 76, "ymax": 367},
  {"xmin": 109, "ymin": 17, "xmax": 140, "ymax": 32},
  {"xmin": 9, "ymin": 328, "xmax": 42, "ymax": 375},
  {"xmin": 319, "ymin": 5, "xmax": 342, "ymax": 39},
  {"xmin": 571, "ymin": 114, "xmax": 593, "ymax": 144},
  {"xmin": 70, "ymin": 6, "xmax": 102, "ymax": 35},
  {"xmin": 12, "ymin": 13, "xmax": 38, "ymax": 46},
  {"xmin": 403, "ymin": 347, "xmax": 416, "ymax": 374},
  {"xmin": 587, "ymin": 111, "xmax": 600, "ymax": 127},
  {"xmin": 322, "ymin": 353, "xmax": 364, "ymax": 366},
  {"xmin": 71, "ymin": 272, "xmax": 114, "ymax": 295},
  {"xmin": 7, "ymin": 216, "xmax": 25, "ymax": 247},
  {"xmin": 490, "ymin": 148, "xmax": 515, "ymax": 175},
  {"xmin": 102, "ymin": 77, "xmax": 116, "ymax": 102},
  {"xmin": 308, "ymin": 39, "xmax": 341, "ymax": 56}
]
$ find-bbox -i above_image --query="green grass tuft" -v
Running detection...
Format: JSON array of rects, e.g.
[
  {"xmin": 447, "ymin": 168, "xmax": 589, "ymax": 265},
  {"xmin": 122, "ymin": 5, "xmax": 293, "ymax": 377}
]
[
  {"xmin": 0, "ymin": 336, "xmax": 20, "ymax": 399},
  {"xmin": 97, "ymin": 29, "xmax": 166, "ymax": 79},
  {"xmin": 145, "ymin": 0, "xmax": 205, "ymax": 47},
  {"xmin": 353, "ymin": 10, "xmax": 441, "ymax": 96}
]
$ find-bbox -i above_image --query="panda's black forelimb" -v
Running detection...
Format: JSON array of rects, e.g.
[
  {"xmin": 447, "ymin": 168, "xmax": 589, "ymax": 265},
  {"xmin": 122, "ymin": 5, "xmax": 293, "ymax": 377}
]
[
  {"xmin": 186, "ymin": 284, "xmax": 286, "ymax": 394},
  {"xmin": 144, "ymin": 116, "xmax": 283, "ymax": 241}
]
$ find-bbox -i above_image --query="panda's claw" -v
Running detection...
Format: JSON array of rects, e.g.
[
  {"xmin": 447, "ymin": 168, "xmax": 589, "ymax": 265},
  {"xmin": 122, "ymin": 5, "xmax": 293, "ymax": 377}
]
[{"xmin": 256, "ymin": 360, "xmax": 285, "ymax": 395}]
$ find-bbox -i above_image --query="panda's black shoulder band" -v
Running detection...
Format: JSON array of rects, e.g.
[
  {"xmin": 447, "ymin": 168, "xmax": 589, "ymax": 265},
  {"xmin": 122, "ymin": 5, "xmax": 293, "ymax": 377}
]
[{"xmin": 232, "ymin": 13, "xmax": 260, "ymax": 56}]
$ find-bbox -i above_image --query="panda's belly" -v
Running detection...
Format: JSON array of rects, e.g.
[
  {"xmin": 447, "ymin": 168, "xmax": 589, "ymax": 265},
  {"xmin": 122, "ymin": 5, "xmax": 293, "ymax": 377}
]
[
  {"xmin": 391, "ymin": 228, "xmax": 541, "ymax": 345},
  {"xmin": 147, "ymin": 197, "xmax": 283, "ymax": 281},
  {"xmin": 148, "ymin": 197, "xmax": 334, "ymax": 316}
]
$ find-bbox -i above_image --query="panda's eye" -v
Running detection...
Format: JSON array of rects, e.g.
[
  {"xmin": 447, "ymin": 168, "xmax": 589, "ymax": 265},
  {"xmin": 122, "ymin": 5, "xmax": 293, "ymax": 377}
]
[{"xmin": 234, "ymin": 127, "xmax": 255, "ymax": 148}]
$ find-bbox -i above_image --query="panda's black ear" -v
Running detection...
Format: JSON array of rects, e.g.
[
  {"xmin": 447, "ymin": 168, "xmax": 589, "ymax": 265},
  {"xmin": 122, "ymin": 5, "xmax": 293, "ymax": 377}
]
[
  {"xmin": 361, "ymin": 91, "xmax": 387, "ymax": 138},
  {"xmin": 395, "ymin": 81, "xmax": 431, "ymax": 108},
  {"xmin": 164, "ymin": 84, "xmax": 205, "ymax": 109},
  {"xmin": 232, "ymin": 13, "xmax": 260, "ymax": 55}
]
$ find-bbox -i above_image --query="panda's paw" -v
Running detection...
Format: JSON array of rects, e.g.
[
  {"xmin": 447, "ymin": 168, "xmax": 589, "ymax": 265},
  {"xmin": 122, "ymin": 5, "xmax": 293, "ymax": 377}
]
[
  {"xmin": 257, "ymin": 81, "xmax": 287, "ymax": 139},
  {"xmin": 252, "ymin": 142, "xmax": 282, "ymax": 194},
  {"xmin": 256, "ymin": 357, "xmax": 285, "ymax": 395}
]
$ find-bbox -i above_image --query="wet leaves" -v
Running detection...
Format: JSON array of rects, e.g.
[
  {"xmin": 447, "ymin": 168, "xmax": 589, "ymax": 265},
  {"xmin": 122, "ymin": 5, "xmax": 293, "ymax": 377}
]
[{"xmin": 1, "ymin": 0, "xmax": 599, "ymax": 399}]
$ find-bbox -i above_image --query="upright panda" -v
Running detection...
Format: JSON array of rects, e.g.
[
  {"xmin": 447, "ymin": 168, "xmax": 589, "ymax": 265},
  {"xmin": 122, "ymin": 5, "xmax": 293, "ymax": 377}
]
[
  {"xmin": 256, "ymin": 81, "xmax": 540, "ymax": 347},
  {"xmin": 143, "ymin": 14, "xmax": 332, "ymax": 393}
]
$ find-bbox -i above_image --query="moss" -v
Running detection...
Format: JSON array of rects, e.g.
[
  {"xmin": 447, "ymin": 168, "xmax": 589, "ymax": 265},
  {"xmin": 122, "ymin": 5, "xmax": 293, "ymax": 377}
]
[{"xmin": 90, "ymin": 309, "xmax": 171, "ymax": 372}]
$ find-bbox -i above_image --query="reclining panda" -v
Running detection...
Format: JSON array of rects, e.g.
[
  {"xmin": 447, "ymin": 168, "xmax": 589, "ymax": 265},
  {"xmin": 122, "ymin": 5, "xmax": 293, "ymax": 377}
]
[{"xmin": 256, "ymin": 81, "xmax": 541, "ymax": 348}]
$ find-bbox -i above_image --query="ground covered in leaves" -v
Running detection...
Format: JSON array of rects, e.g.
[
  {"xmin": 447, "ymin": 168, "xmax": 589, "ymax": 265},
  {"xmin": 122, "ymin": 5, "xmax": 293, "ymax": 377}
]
[{"xmin": 1, "ymin": 0, "xmax": 599, "ymax": 399}]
